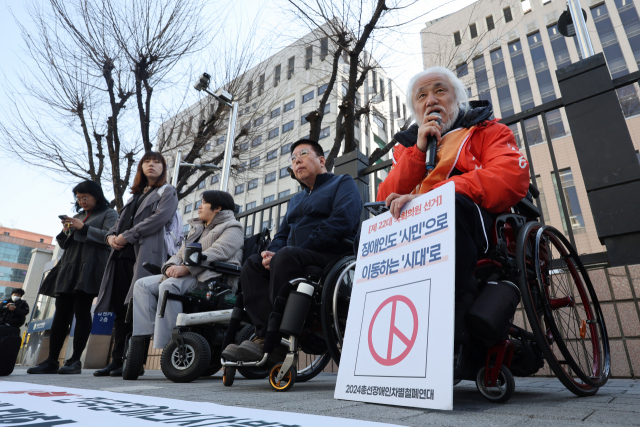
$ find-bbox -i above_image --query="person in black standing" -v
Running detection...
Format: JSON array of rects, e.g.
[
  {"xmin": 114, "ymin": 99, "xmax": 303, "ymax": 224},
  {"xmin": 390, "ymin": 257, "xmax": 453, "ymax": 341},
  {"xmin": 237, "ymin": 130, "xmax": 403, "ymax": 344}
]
[
  {"xmin": 27, "ymin": 181, "xmax": 117, "ymax": 374},
  {"xmin": 0, "ymin": 288, "xmax": 29, "ymax": 337},
  {"xmin": 93, "ymin": 151, "xmax": 178, "ymax": 377}
]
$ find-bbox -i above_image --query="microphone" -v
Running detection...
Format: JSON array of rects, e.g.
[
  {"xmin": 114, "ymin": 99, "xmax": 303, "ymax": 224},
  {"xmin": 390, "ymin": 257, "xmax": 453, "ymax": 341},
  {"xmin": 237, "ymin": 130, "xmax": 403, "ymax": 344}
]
[{"xmin": 425, "ymin": 112, "xmax": 442, "ymax": 171}]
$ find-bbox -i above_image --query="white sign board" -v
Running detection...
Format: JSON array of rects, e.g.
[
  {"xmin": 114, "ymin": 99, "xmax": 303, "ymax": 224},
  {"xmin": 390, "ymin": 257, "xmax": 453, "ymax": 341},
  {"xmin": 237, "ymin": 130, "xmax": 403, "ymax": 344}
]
[
  {"xmin": 0, "ymin": 381, "xmax": 403, "ymax": 427},
  {"xmin": 335, "ymin": 182, "xmax": 456, "ymax": 410}
]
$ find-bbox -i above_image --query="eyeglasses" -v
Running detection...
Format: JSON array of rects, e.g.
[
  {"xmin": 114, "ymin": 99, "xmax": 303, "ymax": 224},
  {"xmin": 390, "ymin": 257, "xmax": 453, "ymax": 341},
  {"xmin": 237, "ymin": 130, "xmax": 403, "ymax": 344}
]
[
  {"xmin": 75, "ymin": 197, "xmax": 91, "ymax": 203},
  {"xmin": 290, "ymin": 149, "xmax": 310, "ymax": 163}
]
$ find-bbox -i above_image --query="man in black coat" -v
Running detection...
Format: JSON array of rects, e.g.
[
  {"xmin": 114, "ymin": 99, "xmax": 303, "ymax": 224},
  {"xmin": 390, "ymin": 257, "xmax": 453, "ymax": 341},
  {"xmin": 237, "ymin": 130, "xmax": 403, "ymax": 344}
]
[
  {"xmin": 0, "ymin": 288, "xmax": 29, "ymax": 337},
  {"xmin": 222, "ymin": 138, "xmax": 363, "ymax": 362}
]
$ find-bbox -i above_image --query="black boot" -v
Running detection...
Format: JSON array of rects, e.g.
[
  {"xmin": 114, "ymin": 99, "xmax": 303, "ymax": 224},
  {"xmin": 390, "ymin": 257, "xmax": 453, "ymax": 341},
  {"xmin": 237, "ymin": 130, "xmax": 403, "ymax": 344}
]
[
  {"xmin": 27, "ymin": 358, "xmax": 59, "ymax": 374},
  {"xmin": 94, "ymin": 361, "xmax": 122, "ymax": 377}
]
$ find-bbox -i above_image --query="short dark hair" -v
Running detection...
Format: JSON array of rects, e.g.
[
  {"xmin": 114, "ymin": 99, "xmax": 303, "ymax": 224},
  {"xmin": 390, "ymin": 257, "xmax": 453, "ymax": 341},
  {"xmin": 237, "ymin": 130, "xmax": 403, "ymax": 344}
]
[
  {"xmin": 72, "ymin": 180, "xmax": 110, "ymax": 213},
  {"xmin": 290, "ymin": 138, "xmax": 324, "ymax": 158},
  {"xmin": 202, "ymin": 190, "xmax": 235, "ymax": 211},
  {"xmin": 11, "ymin": 288, "xmax": 25, "ymax": 297}
]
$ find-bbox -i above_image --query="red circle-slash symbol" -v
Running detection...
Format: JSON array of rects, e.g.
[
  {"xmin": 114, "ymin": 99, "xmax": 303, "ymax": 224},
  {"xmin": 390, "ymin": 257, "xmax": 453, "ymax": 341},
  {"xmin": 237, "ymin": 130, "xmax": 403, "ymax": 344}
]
[{"xmin": 367, "ymin": 295, "xmax": 418, "ymax": 366}]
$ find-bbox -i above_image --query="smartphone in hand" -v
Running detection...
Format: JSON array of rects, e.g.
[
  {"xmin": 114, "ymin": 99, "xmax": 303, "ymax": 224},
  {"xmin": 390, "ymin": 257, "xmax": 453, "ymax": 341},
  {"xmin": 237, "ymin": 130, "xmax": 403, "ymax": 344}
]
[{"xmin": 58, "ymin": 215, "xmax": 68, "ymax": 220}]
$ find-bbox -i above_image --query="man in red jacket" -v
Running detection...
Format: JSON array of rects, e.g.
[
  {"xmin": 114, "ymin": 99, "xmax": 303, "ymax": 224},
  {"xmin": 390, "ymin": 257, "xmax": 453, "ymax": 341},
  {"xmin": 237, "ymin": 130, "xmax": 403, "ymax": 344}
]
[{"xmin": 377, "ymin": 67, "xmax": 530, "ymax": 364}]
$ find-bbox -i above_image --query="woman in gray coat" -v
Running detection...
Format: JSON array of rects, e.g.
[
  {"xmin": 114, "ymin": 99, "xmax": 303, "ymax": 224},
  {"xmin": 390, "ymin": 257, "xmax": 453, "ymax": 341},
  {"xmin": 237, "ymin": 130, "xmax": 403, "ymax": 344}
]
[
  {"xmin": 27, "ymin": 181, "xmax": 117, "ymax": 375},
  {"xmin": 93, "ymin": 151, "xmax": 178, "ymax": 377}
]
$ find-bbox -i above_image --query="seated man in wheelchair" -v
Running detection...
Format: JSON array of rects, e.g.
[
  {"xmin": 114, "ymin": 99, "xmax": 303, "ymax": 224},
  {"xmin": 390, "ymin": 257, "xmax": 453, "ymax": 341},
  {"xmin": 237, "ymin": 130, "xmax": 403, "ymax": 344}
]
[
  {"xmin": 222, "ymin": 138, "xmax": 362, "ymax": 363},
  {"xmin": 131, "ymin": 190, "xmax": 244, "ymax": 351},
  {"xmin": 376, "ymin": 67, "xmax": 530, "ymax": 373}
]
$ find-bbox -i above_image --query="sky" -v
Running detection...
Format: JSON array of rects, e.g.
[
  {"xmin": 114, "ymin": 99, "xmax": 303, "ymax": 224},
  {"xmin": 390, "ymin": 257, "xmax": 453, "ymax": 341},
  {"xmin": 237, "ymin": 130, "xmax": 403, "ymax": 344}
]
[{"xmin": 0, "ymin": 0, "xmax": 478, "ymax": 238}]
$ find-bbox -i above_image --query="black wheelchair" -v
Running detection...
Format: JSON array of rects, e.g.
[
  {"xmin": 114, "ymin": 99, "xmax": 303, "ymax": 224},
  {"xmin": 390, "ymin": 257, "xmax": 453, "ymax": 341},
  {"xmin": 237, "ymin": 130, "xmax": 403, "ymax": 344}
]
[
  {"xmin": 121, "ymin": 228, "xmax": 272, "ymax": 382},
  {"xmin": 219, "ymin": 184, "xmax": 611, "ymax": 401}
]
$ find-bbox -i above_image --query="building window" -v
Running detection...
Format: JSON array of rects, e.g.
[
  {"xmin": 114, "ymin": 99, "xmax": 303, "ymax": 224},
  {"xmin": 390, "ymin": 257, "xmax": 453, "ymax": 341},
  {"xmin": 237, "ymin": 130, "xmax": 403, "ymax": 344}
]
[
  {"xmin": 395, "ymin": 96, "xmax": 401, "ymax": 118},
  {"xmin": 552, "ymin": 168, "xmax": 586, "ymax": 234},
  {"xmin": 248, "ymin": 178, "xmax": 258, "ymax": 190},
  {"xmin": 262, "ymin": 219, "xmax": 274, "ymax": 230},
  {"xmin": 318, "ymin": 83, "xmax": 328, "ymax": 95},
  {"xmin": 527, "ymin": 32, "xmax": 556, "ymax": 104},
  {"xmin": 279, "ymin": 190, "xmax": 290, "ymax": 198},
  {"xmin": 486, "ymin": 15, "xmax": 494, "ymax": 31},
  {"xmin": 301, "ymin": 112, "xmax": 311, "ymax": 125},
  {"xmin": 546, "ymin": 109, "xmax": 567, "ymax": 139},
  {"xmin": 454, "ymin": 31, "xmax": 462, "ymax": 46},
  {"xmin": 535, "ymin": 175, "xmax": 551, "ymax": 223},
  {"xmin": 281, "ymin": 143, "xmax": 292, "ymax": 155},
  {"xmin": 547, "ymin": 25, "xmax": 572, "ymax": 69},
  {"xmin": 372, "ymin": 71, "xmax": 378, "ymax": 92},
  {"xmin": 254, "ymin": 116, "xmax": 264, "ymax": 126},
  {"xmin": 195, "ymin": 200, "xmax": 202, "ymax": 209},
  {"xmin": 323, "ymin": 103, "xmax": 330, "ymax": 114},
  {"xmin": 319, "ymin": 126, "xmax": 330, "ymax": 139},
  {"xmin": 341, "ymin": 81, "xmax": 348, "ymax": 97},
  {"xmin": 274, "ymin": 64, "xmax": 281, "ymax": 87},
  {"xmin": 246, "ymin": 201, "xmax": 256, "ymax": 210},
  {"xmin": 403, "ymin": 104, "xmax": 406, "ymax": 119},
  {"xmin": 490, "ymin": 48, "xmax": 514, "ymax": 118},
  {"xmin": 320, "ymin": 37, "xmax": 328, "ymax": 60},
  {"xmin": 305, "ymin": 46, "xmax": 313, "ymax": 69},
  {"xmin": 504, "ymin": 7, "xmax": 513, "ymax": 22},
  {"xmin": 524, "ymin": 117, "xmax": 545, "ymax": 146},
  {"xmin": 263, "ymin": 195, "xmax": 275, "ymax": 204},
  {"xmin": 252, "ymin": 135, "xmax": 262, "ymax": 147},
  {"xmin": 198, "ymin": 180, "xmax": 205, "ymax": 189},
  {"xmin": 372, "ymin": 113, "xmax": 386, "ymax": 130},
  {"xmin": 592, "ymin": 3, "xmax": 640, "ymax": 116},
  {"xmin": 245, "ymin": 225, "xmax": 253, "ymax": 236},
  {"xmin": 205, "ymin": 143, "xmax": 211, "ymax": 151},
  {"xmin": 615, "ymin": 0, "xmax": 640, "ymax": 67},
  {"xmin": 283, "ymin": 120, "xmax": 294, "ymax": 133},
  {"xmin": 508, "ymin": 41, "xmax": 535, "ymax": 111},
  {"xmin": 508, "ymin": 124, "xmax": 522, "ymax": 148},
  {"xmin": 265, "ymin": 171, "xmax": 276, "ymax": 184},
  {"xmin": 521, "ymin": 0, "xmax": 532, "ymax": 13},
  {"xmin": 280, "ymin": 166, "xmax": 290, "ymax": 178},
  {"xmin": 258, "ymin": 73, "xmax": 265, "ymax": 95},
  {"xmin": 288, "ymin": 56, "xmax": 295, "ymax": 79},
  {"xmin": 268, "ymin": 128, "xmax": 279, "ymax": 139},
  {"xmin": 183, "ymin": 224, "xmax": 190, "ymax": 234},
  {"xmin": 250, "ymin": 156, "xmax": 260, "ymax": 169},
  {"xmin": 379, "ymin": 78, "xmax": 385, "ymax": 100},
  {"xmin": 39, "ymin": 238, "xmax": 44, "ymax": 243},
  {"xmin": 302, "ymin": 90, "xmax": 314, "ymax": 103},
  {"xmin": 184, "ymin": 204, "xmax": 192, "ymax": 214},
  {"xmin": 456, "ymin": 63, "xmax": 468, "ymax": 77},
  {"xmin": 271, "ymin": 107, "xmax": 281, "ymax": 119},
  {"xmin": 246, "ymin": 81, "xmax": 253, "ymax": 103},
  {"xmin": 217, "ymin": 137, "xmax": 225, "ymax": 145},
  {"xmin": 211, "ymin": 174, "xmax": 219, "ymax": 184},
  {"xmin": 267, "ymin": 149, "xmax": 277, "ymax": 161},
  {"xmin": 469, "ymin": 23, "xmax": 478, "ymax": 39},
  {"xmin": 235, "ymin": 184, "xmax": 245, "ymax": 195},
  {"xmin": 237, "ymin": 162, "xmax": 247, "ymax": 173},
  {"xmin": 239, "ymin": 142, "xmax": 249, "ymax": 152},
  {"xmin": 473, "ymin": 55, "xmax": 495, "ymax": 112},
  {"xmin": 284, "ymin": 100, "xmax": 295, "ymax": 112}
]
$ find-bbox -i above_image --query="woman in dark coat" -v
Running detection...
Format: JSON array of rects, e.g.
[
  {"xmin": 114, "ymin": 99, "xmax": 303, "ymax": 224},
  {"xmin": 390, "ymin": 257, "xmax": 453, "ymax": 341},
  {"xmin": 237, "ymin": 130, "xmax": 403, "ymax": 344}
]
[
  {"xmin": 27, "ymin": 181, "xmax": 117, "ymax": 375},
  {"xmin": 93, "ymin": 151, "xmax": 178, "ymax": 377}
]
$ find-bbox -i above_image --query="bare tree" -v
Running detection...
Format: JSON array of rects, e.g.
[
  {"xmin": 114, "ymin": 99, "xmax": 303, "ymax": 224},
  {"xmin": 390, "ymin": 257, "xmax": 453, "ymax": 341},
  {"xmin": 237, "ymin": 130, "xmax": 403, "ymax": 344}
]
[{"xmin": 0, "ymin": 0, "xmax": 211, "ymax": 210}]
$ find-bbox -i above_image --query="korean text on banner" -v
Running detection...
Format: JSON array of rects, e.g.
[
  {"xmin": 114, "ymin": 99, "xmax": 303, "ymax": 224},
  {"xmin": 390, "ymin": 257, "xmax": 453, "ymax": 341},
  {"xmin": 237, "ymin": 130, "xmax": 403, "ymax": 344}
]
[{"xmin": 335, "ymin": 181, "xmax": 456, "ymax": 410}]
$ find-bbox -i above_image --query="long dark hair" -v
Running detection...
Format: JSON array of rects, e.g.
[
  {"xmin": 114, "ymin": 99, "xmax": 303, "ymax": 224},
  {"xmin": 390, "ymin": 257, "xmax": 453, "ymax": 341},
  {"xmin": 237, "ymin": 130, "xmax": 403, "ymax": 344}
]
[
  {"xmin": 130, "ymin": 151, "xmax": 168, "ymax": 194},
  {"xmin": 72, "ymin": 180, "xmax": 110, "ymax": 213}
]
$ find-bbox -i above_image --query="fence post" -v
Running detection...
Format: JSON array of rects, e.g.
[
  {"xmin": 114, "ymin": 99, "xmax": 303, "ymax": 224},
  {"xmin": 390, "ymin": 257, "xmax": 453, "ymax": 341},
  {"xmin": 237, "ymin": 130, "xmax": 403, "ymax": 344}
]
[{"xmin": 556, "ymin": 53, "xmax": 640, "ymax": 266}]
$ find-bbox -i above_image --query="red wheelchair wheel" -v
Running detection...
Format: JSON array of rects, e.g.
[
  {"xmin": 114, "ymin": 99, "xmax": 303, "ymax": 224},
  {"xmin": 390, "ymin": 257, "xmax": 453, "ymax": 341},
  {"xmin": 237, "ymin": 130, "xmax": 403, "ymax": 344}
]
[{"xmin": 517, "ymin": 222, "xmax": 609, "ymax": 396}]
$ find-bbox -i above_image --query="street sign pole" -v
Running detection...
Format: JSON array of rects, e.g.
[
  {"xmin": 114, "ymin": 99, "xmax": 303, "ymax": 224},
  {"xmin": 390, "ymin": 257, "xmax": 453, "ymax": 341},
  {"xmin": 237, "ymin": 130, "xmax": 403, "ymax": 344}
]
[
  {"xmin": 172, "ymin": 150, "xmax": 183, "ymax": 187},
  {"xmin": 568, "ymin": 0, "xmax": 594, "ymax": 58},
  {"xmin": 220, "ymin": 101, "xmax": 238, "ymax": 192}
]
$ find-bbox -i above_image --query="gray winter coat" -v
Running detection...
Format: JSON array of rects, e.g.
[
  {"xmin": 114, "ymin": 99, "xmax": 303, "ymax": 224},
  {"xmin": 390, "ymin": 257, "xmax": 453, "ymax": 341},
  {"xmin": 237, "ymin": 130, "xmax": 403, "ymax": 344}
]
[
  {"xmin": 162, "ymin": 210, "xmax": 243, "ymax": 290},
  {"xmin": 40, "ymin": 207, "xmax": 118, "ymax": 297},
  {"xmin": 95, "ymin": 184, "xmax": 179, "ymax": 312}
]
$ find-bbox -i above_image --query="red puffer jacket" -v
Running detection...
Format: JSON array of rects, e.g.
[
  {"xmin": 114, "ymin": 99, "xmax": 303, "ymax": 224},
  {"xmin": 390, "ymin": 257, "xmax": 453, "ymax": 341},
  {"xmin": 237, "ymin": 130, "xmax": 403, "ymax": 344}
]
[{"xmin": 377, "ymin": 118, "xmax": 530, "ymax": 213}]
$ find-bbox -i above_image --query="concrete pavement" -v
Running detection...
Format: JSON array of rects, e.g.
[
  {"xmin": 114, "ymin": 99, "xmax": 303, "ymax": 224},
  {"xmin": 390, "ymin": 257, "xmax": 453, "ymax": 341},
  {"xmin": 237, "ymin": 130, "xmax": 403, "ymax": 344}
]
[{"xmin": 2, "ymin": 368, "xmax": 639, "ymax": 426}]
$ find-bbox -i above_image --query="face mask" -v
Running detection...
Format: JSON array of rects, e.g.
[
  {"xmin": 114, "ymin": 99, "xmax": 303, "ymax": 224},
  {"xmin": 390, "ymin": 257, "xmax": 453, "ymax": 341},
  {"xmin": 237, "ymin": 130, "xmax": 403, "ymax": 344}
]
[{"xmin": 11, "ymin": 296, "xmax": 21, "ymax": 302}]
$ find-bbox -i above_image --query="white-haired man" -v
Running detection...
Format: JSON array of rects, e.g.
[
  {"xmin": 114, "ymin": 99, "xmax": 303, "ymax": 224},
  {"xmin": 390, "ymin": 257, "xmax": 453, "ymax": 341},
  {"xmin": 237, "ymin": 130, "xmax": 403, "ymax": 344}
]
[{"xmin": 377, "ymin": 67, "xmax": 530, "ymax": 374}]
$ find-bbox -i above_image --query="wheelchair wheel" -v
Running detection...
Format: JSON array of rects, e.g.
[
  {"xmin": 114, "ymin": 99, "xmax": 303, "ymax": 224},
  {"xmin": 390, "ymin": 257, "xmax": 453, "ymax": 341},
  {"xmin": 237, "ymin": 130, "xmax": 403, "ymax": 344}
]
[
  {"xmin": 122, "ymin": 336, "xmax": 146, "ymax": 381},
  {"xmin": 160, "ymin": 332, "xmax": 212, "ymax": 383},
  {"xmin": 296, "ymin": 352, "xmax": 331, "ymax": 383},
  {"xmin": 223, "ymin": 366, "xmax": 236, "ymax": 386},
  {"xmin": 321, "ymin": 255, "xmax": 356, "ymax": 366},
  {"xmin": 235, "ymin": 325, "xmax": 270, "ymax": 380},
  {"xmin": 517, "ymin": 222, "xmax": 609, "ymax": 396},
  {"xmin": 476, "ymin": 365, "xmax": 515, "ymax": 403},
  {"xmin": 269, "ymin": 363, "xmax": 297, "ymax": 392}
]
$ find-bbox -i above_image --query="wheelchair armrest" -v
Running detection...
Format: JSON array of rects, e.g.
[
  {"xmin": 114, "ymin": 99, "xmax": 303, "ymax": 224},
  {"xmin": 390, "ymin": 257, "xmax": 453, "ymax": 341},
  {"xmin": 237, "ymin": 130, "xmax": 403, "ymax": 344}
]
[
  {"xmin": 198, "ymin": 261, "xmax": 242, "ymax": 276},
  {"xmin": 142, "ymin": 262, "xmax": 162, "ymax": 275}
]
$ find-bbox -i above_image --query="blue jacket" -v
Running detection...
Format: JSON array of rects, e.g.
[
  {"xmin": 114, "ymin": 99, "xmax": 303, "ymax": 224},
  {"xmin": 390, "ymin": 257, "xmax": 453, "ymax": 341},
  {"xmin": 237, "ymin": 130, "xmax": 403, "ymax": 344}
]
[{"xmin": 269, "ymin": 173, "xmax": 362, "ymax": 254}]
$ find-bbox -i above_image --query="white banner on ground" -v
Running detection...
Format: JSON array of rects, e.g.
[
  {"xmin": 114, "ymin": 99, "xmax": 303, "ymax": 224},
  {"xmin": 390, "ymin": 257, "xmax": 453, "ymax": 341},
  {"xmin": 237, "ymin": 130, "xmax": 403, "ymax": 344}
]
[
  {"xmin": 0, "ymin": 381, "xmax": 402, "ymax": 427},
  {"xmin": 335, "ymin": 182, "xmax": 456, "ymax": 411}
]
